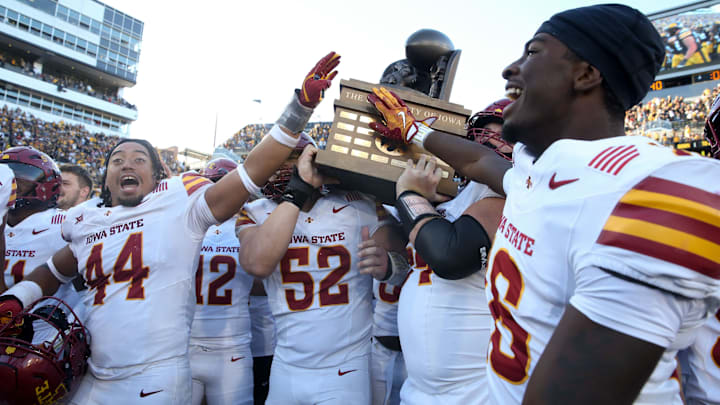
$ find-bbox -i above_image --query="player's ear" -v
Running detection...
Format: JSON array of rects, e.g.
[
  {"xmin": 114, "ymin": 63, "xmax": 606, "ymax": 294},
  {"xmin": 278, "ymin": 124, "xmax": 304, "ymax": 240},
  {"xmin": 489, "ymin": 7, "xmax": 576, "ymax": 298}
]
[{"xmin": 573, "ymin": 61, "xmax": 602, "ymax": 92}]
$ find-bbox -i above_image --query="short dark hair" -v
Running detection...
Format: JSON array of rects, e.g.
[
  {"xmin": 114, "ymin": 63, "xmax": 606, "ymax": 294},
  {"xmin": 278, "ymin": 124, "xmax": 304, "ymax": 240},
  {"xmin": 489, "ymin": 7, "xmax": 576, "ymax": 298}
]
[{"xmin": 60, "ymin": 164, "xmax": 93, "ymax": 190}]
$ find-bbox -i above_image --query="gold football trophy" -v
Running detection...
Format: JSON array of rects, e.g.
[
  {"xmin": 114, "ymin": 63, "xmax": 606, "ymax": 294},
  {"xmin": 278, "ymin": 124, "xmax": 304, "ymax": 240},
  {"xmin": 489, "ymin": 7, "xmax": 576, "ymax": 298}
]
[{"xmin": 315, "ymin": 30, "xmax": 471, "ymax": 203}]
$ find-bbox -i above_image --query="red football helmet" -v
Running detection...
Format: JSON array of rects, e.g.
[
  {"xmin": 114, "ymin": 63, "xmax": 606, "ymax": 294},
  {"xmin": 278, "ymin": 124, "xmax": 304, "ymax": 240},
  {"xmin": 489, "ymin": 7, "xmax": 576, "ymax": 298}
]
[
  {"xmin": 0, "ymin": 146, "xmax": 61, "ymax": 209},
  {"xmin": 0, "ymin": 296, "xmax": 90, "ymax": 405},
  {"xmin": 201, "ymin": 158, "xmax": 238, "ymax": 182},
  {"xmin": 704, "ymin": 94, "xmax": 720, "ymax": 159},
  {"xmin": 466, "ymin": 99, "xmax": 514, "ymax": 161},
  {"xmin": 262, "ymin": 133, "xmax": 317, "ymax": 201}
]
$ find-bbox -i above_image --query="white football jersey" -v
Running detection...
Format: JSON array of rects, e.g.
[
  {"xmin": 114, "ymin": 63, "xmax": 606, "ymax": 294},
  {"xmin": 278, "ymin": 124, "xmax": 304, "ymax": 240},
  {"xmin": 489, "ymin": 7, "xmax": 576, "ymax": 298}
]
[
  {"xmin": 372, "ymin": 279, "xmax": 402, "ymax": 337},
  {"xmin": 61, "ymin": 172, "xmax": 215, "ymax": 379},
  {"xmin": 0, "ymin": 164, "xmax": 15, "ymax": 219},
  {"xmin": 4, "ymin": 209, "xmax": 79, "ymax": 308},
  {"xmin": 679, "ymin": 309, "xmax": 720, "ymax": 405},
  {"xmin": 191, "ymin": 217, "xmax": 254, "ymax": 346},
  {"xmin": 236, "ymin": 190, "xmax": 394, "ymax": 369},
  {"xmin": 393, "ymin": 182, "xmax": 497, "ymax": 403},
  {"xmin": 249, "ymin": 295, "xmax": 276, "ymax": 357},
  {"xmin": 486, "ymin": 137, "xmax": 720, "ymax": 404}
]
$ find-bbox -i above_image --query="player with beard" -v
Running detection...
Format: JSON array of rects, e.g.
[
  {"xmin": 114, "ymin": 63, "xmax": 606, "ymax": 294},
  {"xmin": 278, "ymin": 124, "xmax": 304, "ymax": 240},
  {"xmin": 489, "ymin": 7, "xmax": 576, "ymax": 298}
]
[
  {"xmin": 676, "ymin": 94, "xmax": 720, "ymax": 405},
  {"xmin": 236, "ymin": 136, "xmax": 407, "ymax": 405},
  {"xmin": 191, "ymin": 157, "xmax": 256, "ymax": 405},
  {"xmin": 0, "ymin": 51, "xmax": 341, "ymax": 404},
  {"xmin": 367, "ymin": 5, "xmax": 720, "ymax": 404},
  {"xmin": 368, "ymin": 93, "xmax": 511, "ymax": 404},
  {"xmin": 58, "ymin": 165, "xmax": 92, "ymax": 211}
]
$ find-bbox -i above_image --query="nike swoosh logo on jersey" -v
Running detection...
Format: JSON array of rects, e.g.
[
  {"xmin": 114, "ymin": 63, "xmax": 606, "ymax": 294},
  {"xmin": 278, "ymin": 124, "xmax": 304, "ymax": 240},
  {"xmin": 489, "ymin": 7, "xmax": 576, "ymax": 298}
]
[
  {"xmin": 333, "ymin": 204, "xmax": 350, "ymax": 214},
  {"xmin": 231, "ymin": 356, "xmax": 245, "ymax": 362},
  {"xmin": 548, "ymin": 173, "xmax": 579, "ymax": 190},
  {"xmin": 140, "ymin": 389, "xmax": 163, "ymax": 398},
  {"xmin": 338, "ymin": 369, "xmax": 357, "ymax": 376},
  {"xmin": 31, "ymin": 228, "xmax": 49, "ymax": 235}
]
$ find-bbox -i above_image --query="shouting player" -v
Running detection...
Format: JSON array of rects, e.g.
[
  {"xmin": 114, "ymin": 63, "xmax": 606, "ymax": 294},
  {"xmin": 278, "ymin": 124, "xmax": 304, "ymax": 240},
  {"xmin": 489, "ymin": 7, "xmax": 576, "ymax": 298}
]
[
  {"xmin": 191, "ymin": 157, "xmax": 255, "ymax": 405},
  {"xmin": 0, "ymin": 51, "xmax": 341, "ymax": 404},
  {"xmin": 677, "ymin": 94, "xmax": 720, "ymax": 405},
  {"xmin": 236, "ymin": 137, "xmax": 407, "ymax": 405},
  {"xmin": 368, "ymin": 4, "xmax": 720, "ymax": 404},
  {"xmin": 369, "ymin": 92, "xmax": 510, "ymax": 404}
]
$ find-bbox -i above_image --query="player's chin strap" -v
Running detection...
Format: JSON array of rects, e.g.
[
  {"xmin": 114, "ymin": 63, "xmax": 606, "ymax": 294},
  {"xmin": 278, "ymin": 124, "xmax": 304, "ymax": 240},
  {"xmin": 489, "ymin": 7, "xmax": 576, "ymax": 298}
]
[{"xmin": 395, "ymin": 190, "xmax": 491, "ymax": 280}]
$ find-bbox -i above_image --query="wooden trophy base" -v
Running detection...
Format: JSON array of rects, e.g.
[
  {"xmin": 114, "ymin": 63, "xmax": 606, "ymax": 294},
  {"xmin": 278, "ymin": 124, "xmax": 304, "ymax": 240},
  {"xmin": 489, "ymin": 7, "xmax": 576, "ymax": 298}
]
[{"xmin": 316, "ymin": 79, "xmax": 471, "ymax": 204}]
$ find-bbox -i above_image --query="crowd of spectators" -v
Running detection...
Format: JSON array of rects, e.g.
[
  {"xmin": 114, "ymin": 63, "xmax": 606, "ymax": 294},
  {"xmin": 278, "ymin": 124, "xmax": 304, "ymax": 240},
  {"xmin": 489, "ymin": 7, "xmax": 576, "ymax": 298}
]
[
  {"xmin": 223, "ymin": 122, "xmax": 332, "ymax": 154},
  {"xmin": 0, "ymin": 106, "xmax": 183, "ymax": 195},
  {"xmin": 0, "ymin": 78, "xmax": 716, "ymax": 196},
  {"xmin": 0, "ymin": 48, "xmax": 136, "ymax": 110},
  {"xmin": 625, "ymin": 84, "xmax": 720, "ymax": 146},
  {"xmin": 223, "ymin": 96, "xmax": 717, "ymax": 153}
]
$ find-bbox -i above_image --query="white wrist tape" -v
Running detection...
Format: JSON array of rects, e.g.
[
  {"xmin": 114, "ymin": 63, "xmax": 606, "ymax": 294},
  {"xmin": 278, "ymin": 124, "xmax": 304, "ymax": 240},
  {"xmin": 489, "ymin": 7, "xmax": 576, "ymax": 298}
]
[
  {"xmin": 276, "ymin": 92, "xmax": 314, "ymax": 134},
  {"xmin": 4, "ymin": 280, "xmax": 43, "ymax": 307},
  {"xmin": 384, "ymin": 251, "xmax": 411, "ymax": 287},
  {"xmin": 410, "ymin": 122, "xmax": 435, "ymax": 149},
  {"xmin": 268, "ymin": 124, "xmax": 300, "ymax": 148},
  {"xmin": 237, "ymin": 164, "xmax": 262, "ymax": 197},
  {"xmin": 47, "ymin": 257, "xmax": 74, "ymax": 284}
]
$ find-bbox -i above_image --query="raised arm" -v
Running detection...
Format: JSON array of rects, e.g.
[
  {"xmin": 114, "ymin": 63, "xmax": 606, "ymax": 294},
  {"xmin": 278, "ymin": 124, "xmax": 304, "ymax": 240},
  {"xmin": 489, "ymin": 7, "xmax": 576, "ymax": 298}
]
[
  {"xmin": 424, "ymin": 132, "xmax": 510, "ymax": 196},
  {"xmin": 205, "ymin": 52, "xmax": 341, "ymax": 222},
  {"xmin": 238, "ymin": 146, "xmax": 327, "ymax": 278},
  {"xmin": 392, "ymin": 156, "xmax": 504, "ymax": 280},
  {"xmin": 367, "ymin": 87, "xmax": 510, "ymax": 196}
]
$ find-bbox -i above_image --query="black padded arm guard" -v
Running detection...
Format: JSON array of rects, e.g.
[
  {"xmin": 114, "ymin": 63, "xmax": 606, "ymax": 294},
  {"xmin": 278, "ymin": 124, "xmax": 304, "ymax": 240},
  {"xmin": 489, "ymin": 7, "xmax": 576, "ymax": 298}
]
[{"xmin": 414, "ymin": 215, "xmax": 491, "ymax": 280}]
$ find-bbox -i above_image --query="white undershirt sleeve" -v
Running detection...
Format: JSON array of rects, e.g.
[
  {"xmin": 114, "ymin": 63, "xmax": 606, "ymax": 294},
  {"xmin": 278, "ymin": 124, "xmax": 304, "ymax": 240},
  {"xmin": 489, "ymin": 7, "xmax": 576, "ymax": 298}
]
[{"xmin": 186, "ymin": 189, "xmax": 219, "ymax": 238}]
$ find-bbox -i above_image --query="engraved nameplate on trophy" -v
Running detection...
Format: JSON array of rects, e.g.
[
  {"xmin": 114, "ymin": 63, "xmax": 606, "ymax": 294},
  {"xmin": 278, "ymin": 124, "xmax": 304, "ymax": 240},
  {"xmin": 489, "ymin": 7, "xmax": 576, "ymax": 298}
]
[{"xmin": 316, "ymin": 79, "xmax": 471, "ymax": 204}]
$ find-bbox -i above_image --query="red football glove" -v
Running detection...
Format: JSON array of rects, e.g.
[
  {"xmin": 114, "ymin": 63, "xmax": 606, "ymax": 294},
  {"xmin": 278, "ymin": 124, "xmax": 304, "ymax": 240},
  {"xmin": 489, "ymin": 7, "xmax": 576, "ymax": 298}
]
[
  {"xmin": 0, "ymin": 295, "xmax": 25, "ymax": 338},
  {"xmin": 299, "ymin": 52, "xmax": 341, "ymax": 108},
  {"xmin": 367, "ymin": 87, "xmax": 436, "ymax": 144}
]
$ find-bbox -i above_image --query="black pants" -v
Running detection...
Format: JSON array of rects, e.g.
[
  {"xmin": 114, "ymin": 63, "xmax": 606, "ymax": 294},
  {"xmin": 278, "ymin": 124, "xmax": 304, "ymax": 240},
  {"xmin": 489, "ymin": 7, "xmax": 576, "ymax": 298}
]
[{"xmin": 253, "ymin": 355, "xmax": 273, "ymax": 405}]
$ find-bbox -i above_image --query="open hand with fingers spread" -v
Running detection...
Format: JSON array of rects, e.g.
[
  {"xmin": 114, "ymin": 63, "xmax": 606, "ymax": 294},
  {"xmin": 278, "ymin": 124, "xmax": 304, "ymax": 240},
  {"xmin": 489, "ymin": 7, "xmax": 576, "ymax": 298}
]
[
  {"xmin": 357, "ymin": 226, "xmax": 389, "ymax": 280},
  {"xmin": 367, "ymin": 87, "xmax": 437, "ymax": 145},
  {"xmin": 396, "ymin": 155, "xmax": 449, "ymax": 202},
  {"xmin": 299, "ymin": 52, "xmax": 341, "ymax": 108}
]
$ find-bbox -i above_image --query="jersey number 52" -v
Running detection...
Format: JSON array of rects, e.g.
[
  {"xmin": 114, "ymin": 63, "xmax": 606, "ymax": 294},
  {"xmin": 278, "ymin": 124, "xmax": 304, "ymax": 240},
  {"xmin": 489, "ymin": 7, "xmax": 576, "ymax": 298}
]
[{"xmin": 280, "ymin": 246, "xmax": 351, "ymax": 311}]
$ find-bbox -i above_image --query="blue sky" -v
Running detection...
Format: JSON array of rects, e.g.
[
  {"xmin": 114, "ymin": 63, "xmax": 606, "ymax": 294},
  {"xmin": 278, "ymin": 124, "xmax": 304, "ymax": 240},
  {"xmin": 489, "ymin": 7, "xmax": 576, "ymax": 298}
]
[{"xmin": 105, "ymin": 0, "xmax": 689, "ymax": 152}]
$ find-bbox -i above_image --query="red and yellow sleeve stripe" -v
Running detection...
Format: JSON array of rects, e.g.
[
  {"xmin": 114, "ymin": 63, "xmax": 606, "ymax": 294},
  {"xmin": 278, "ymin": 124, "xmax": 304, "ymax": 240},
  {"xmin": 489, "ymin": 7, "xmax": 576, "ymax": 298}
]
[
  {"xmin": 182, "ymin": 173, "xmax": 212, "ymax": 196},
  {"xmin": 7, "ymin": 177, "xmax": 16, "ymax": 208},
  {"xmin": 235, "ymin": 208, "xmax": 256, "ymax": 227},
  {"xmin": 597, "ymin": 176, "xmax": 720, "ymax": 279}
]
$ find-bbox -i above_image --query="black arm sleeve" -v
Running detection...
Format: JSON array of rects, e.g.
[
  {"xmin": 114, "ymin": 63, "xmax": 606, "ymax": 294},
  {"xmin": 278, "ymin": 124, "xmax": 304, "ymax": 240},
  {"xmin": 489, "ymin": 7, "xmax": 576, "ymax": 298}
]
[{"xmin": 413, "ymin": 215, "xmax": 491, "ymax": 280}]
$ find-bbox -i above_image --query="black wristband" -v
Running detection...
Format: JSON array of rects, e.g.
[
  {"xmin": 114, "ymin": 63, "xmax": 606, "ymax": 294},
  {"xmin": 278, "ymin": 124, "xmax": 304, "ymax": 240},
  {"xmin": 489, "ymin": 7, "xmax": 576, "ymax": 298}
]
[
  {"xmin": 281, "ymin": 166, "xmax": 316, "ymax": 209},
  {"xmin": 395, "ymin": 190, "xmax": 441, "ymax": 238}
]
